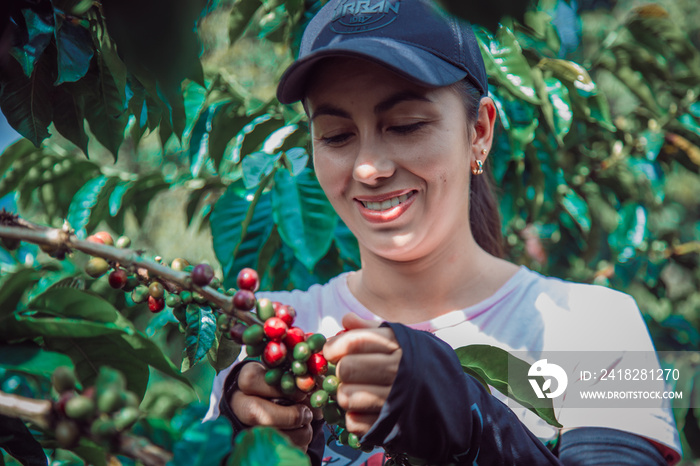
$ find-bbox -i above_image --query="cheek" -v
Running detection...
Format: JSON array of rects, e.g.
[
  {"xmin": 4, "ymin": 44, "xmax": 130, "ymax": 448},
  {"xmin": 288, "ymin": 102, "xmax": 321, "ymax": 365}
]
[{"xmin": 312, "ymin": 151, "xmax": 346, "ymax": 199}]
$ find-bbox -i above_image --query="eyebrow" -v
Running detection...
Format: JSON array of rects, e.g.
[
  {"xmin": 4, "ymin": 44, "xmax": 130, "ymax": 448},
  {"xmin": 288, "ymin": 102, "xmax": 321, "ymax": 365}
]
[{"xmin": 309, "ymin": 90, "xmax": 433, "ymax": 122}]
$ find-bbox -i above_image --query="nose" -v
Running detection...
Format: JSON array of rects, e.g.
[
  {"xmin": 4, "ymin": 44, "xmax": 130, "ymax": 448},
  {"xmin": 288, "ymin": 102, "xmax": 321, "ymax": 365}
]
[{"xmin": 352, "ymin": 137, "xmax": 395, "ymax": 185}]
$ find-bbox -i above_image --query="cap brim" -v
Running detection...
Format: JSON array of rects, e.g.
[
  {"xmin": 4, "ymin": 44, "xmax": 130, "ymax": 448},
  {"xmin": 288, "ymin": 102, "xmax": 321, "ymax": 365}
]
[{"xmin": 277, "ymin": 38, "xmax": 469, "ymax": 104}]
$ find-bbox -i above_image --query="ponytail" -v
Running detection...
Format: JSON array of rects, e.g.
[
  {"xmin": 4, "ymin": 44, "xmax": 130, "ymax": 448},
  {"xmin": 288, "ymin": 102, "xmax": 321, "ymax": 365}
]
[{"xmin": 451, "ymin": 80, "xmax": 505, "ymax": 258}]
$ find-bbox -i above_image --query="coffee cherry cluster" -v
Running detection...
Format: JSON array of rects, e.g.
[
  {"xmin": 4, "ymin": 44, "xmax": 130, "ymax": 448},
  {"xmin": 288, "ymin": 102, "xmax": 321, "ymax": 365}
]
[
  {"xmin": 81, "ymin": 232, "xmax": 224, "ymax": 317},
  {"xmin": 78, "ymin": 232, "xmax": 362, "ymax": 449},
  {"xmin": 50, "ymin": 366, "xmax": 141, "ymax": 450},
  {"xmin": 218, "ymin": 269, "xmax": 364, "ymax": 451}
]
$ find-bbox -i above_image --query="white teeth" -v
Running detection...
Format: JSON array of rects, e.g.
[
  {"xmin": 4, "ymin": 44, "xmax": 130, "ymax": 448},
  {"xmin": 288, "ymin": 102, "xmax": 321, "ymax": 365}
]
[{"xmin": 362, "ymin": 193, "xmax": 410, "ymax": 211}]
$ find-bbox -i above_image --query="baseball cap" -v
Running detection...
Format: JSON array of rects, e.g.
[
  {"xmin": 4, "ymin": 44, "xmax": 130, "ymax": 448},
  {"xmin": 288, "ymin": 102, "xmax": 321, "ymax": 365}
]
[{"xmin": 276, "ymin": 0, "xmax": 488, "ymax": 104}]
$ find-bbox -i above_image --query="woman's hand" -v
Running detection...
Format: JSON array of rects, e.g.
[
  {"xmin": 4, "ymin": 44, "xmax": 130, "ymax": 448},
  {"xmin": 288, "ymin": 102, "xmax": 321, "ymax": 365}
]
[
  {"xmin": 323, "ymin": 314, "xmax": 402, "ymax": 437},
  {"xmin": 231, "ymin": 362, "xmax": 317, "ymax": 451}
]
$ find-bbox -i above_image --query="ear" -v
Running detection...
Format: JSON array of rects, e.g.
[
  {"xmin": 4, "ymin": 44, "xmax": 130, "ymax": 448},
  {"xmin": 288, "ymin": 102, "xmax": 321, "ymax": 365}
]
[{"xmin": 471, "ymin": 97, "xmax": 497, "ymax": 161}]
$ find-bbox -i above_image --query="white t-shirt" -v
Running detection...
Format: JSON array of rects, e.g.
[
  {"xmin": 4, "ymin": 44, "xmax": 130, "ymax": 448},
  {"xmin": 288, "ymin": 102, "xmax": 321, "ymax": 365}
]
[{"xmin": 206, "ymin": 266, "xmax": 682, "ymax": 460}]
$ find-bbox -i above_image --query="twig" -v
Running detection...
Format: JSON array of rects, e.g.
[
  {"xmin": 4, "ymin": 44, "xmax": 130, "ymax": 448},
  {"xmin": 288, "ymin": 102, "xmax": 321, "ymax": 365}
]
[
  {"xmin": 0, "ymin": 221, "xmax": 261, "ymax": 326},
  {"xmin": 0, "ymin": 391, "xmax": 52, "ymax": 430}
]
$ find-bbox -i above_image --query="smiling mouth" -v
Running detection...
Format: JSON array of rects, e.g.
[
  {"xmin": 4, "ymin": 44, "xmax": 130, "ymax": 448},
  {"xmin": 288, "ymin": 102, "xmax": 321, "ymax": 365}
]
[{"xmin": 360, "ymin": 192, "xmax": 414, "ymax": 211}]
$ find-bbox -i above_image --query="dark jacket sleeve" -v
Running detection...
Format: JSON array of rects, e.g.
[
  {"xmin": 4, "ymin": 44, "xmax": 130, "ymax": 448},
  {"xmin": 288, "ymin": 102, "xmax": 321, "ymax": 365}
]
[
  {"xmin": 361, "ymin": 323, "xmax": 672, "ymax": 465},
  {"xmin": 218, "ymin": 360, "xmax": 326, "ymax": 466}
]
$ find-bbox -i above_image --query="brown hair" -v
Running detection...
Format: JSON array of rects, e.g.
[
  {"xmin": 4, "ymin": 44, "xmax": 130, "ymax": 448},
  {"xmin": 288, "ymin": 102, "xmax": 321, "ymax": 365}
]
[{"xmin": 450, "ymin": 80, "xmax": 505, "ymax": 259}]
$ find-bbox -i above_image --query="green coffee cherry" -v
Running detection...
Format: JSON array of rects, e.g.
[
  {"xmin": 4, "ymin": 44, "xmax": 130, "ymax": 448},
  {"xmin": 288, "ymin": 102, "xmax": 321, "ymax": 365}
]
[
  {"xmin": 165, "ymin": 293, "xmax": 182, "ymax": 308},
  {"xmin": 322, "ymin": 401, "xmax": 343, "ymax": 425},
  {"xmin": 113, "ymin": 407, "xmax": 141, "ymax": 431},
  {"xmin": 91, "ymin": 418, "xmax": 117, "ymax": 443},
  {"xmin": 51, "ymin": 366, "xmax": 76, "ymax": 394},
  {"xmin": 256, "ymin": 298, "xmax": 276, "ymax": 321},
  {"xmin": 322, "ymin": 375, "xmax": 339, "ymax": 395},
  {"xmin": 292, "ymin": 342, "xmax": 311, "ymax": 362},
  {"xmin": 55, "ymin": 420, "xmax": 80, "ymax": 448},
  {"xmin": 310, "ymin": 389, "xmax": 329, "ymax": 408},
  {"xmin": 131, "ymin": 285, "xmax": 149, "ymax": 303},
  {"xmin": 264, "ymin": 368, "xmax": 283, "ymax": 386},
  {"xmin": 65, "ymin": 395, "xmax": 96, "ymax": 420},
  {"xmin": 280, "ymin": 373, "xmax": 296, "ymax": 395},
  {"xmin": 242, "ymin": 324, "xmax": 264, "ymax": 345},
  {"xmin": 307, "ymin": 333, "xmax": 327, "ymax": 353},
  {"xmin": 97, "ymin": 388, "xmax": 124, "ymax": 414},
  {"xmin": 291, "ymin": 360, "xmax": 308, "ymax": 376}
]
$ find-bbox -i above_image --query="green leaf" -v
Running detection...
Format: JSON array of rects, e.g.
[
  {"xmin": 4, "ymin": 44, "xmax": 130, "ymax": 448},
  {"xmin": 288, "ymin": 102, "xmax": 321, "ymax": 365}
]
[
  {"xmin": 54, "ymin": 17, "xmax": 94, "ymax": 85},
  {"xmin": 207, "ymin": 333, "xmax": 241, "ymax": 374},
  {"xmin": 0, "ymin": 342, "xmax": 74, "ymax": 377},
  {"xmin": 44, "ymin": 334, "xmax": 150, "ymax": 398},
  {"xmin": 609, "ymin": 203, "xmax": 648, "ymax": 259},
  {"xmin": 77, "ymin": 63, "xmax": 127, "ymax": 159},
  {"xmin": 455, "ymin": 345, "xmax": 562, "ymax": 428},
  {"xmin": 0, "ymin": 44, "xmax": 55, "ymax": 146},
  {"xmin": 476, "ymin": 26, "xmax": 540, "ymax": 105},
  {"xmin": 283, "ymin": 147, "xmax": 309, "ymax": 176},
  {"xmin": 172, "ymin": 417, "xmax": 233, "ymax": 466},
  {"xmin": 543, "ymin": 77, "xmax": 572, "ymax": 143},
  {"xmin": 0, "ymin": 268, "xmax": 40, "ymax": 317},
  {"xmin": 0, "ymin": 139, "xmax": 38, "ymax": 178},
  {"xmin": 66, "ymin": 175, "xmax": 120, "ymax": 238},
  {"xmin": 272, "ymin": 169, "xmax": 337, "ymax": 271},
  {"xmin": 182, "ymin": 305, "xmax": 217, "ymax": 372},
  {"xmin": 52, "ymin": 84, "xmax": 89, "ymax": 154},
  {"xmin": 9, "ymin": 9, "xmax": 54, "ymax": 77},
  {"xmin": 102, "ymin": 0, "xmax": 205, "ymax": 89},
  {"xmin": 208, "ymin": 102, "xmax": 250, "ymax": 171},
  {"xmin": 228, "ymin": 426, "xmax": 310, "ymax": 466},
  {"xmin": 25, "ymin": 289, "xmax": 193, "ymax": 387},
  {"xmin": 0, "ymin": 414, "xmax": 47, "ymax": 466},
  {"xmin": 334, "ymin": 220, "xmax": 360, "ymax": 268},
  {"xmin": 211, "ymin": 179, "xmax": 275, "ymax": 287},
  {"xmin": 239, "ymin": 115, "xmax": 284, "ymax": 160},
  {"xmin": 241, "ymin": 151, "xmax": 280, "ymax": 189},
  {"xmin": 229, "ymin": 0, "xmax": 263, "ymax": 44},
  {"xmin": 560, "ymin": 188, "xmax": 591, "ymax": 234}
]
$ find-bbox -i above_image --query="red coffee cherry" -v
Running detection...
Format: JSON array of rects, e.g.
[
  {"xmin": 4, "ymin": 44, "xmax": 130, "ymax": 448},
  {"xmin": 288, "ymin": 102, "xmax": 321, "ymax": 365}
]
[
  {"xmin": 263, "ymin": 341, "xmax": 287, "ymax": 367},
  {"xmin": 229, "ymin": 323, "xmax": 247, "ymax": 344},
  {"xmin": 108, "ymin": 269, "xmax": 128, "ymax": 289},
  {"xmin": 283, "ymin": 327, "xmax": 305, "ymax": 351},
  {"xmin": 233, "ymin": 289, "xmax": 256, "ymax": 311},
  {"xmin": 295, "ymin": 374, "xmax": 316, "ymax": 392},
  {"xmin": 275, "ymin": 304, "xmax": 296, "ymax": 327},
  {"xmin": 263, "ymin": 317, "xmax": 288, "ymax": 341},
  {"xmin": 236, "ymin": 268, "xmax": 259, "ymax": 292},
  {"xmin": 307, "ymin": 353, "xmax": 328, "ymax": 376},
  {"xmin": 93, "ymin": 231, "xmax": 114, "ymax": 246},
  {"xmin": 191, "ymin": 264, "xmax": 214, "ymax": 287},
  {"xmin": 148, "ymin": 296, "xmax": 165, "ymax": 313}
]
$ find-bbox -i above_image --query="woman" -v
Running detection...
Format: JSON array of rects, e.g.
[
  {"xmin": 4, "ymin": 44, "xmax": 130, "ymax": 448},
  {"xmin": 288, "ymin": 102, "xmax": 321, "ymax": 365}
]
[{"xmin": 206, "ymin": 0, "xmax": 681, "ymax": 464}]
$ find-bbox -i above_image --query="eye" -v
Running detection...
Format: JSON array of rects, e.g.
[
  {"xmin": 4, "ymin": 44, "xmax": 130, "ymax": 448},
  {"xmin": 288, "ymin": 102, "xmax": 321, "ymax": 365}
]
[
  {"xmin": 318, "ymin": 133, "xmax": 353, "ymax": 146},
  {"xmin": 388, "ymin": 122, "xmax": 427, "ymax": 135}
]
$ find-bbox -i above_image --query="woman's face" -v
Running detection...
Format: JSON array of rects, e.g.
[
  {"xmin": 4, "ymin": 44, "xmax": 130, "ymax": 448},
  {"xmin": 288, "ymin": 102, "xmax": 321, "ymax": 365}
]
[{"xmin": 306, "ymin": 58, "xmax": 478, "ymax": 263}]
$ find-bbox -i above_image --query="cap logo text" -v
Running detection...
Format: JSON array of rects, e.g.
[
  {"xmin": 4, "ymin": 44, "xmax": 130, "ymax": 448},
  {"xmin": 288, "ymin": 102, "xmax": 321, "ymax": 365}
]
[{"xmin": 331, "ymin": 0, "xmax": 401, "ymax": 34}]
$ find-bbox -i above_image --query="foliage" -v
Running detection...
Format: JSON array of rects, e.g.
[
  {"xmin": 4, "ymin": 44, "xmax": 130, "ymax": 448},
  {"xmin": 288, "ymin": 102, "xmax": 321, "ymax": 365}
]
[{"xmin": 0, "ymin": 0, "xmax": 699, "ymax": 463}]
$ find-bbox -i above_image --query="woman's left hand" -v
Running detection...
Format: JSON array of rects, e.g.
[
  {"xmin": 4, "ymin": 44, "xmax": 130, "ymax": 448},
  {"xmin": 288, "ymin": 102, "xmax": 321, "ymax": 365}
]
[{"xmin": 323, "ymin": 314, "xmax": 402, "ymax": 437}]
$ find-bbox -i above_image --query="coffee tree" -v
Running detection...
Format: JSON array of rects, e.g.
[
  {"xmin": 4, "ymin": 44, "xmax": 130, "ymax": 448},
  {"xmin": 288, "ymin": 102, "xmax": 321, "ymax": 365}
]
[{"xmin": 1, "ymin": 0, "xmax": 699, "ymax": 463}]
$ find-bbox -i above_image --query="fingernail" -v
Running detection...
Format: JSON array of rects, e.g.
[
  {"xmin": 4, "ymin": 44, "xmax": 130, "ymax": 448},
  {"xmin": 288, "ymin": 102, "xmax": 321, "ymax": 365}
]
[{"xmin": 301, "ymin": 407, "xmax": 312, "ymax": 425}]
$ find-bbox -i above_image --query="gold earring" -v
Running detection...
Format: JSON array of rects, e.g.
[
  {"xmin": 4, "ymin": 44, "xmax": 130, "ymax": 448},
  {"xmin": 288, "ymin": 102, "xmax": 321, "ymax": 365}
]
[
  {"xmin": 472, "ymin": 159, "xmax": 484, "ymax": 175},
  {"xmin": 481, "ymin": 149, "xmax": 488, "ymax": 155}
]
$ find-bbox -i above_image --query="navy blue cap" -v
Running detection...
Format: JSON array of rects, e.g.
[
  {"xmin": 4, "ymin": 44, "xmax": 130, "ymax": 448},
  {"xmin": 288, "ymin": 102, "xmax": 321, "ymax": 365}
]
[{"xmin": 276, "ymin": 0, "xmax": 488, "ymax": 104}]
